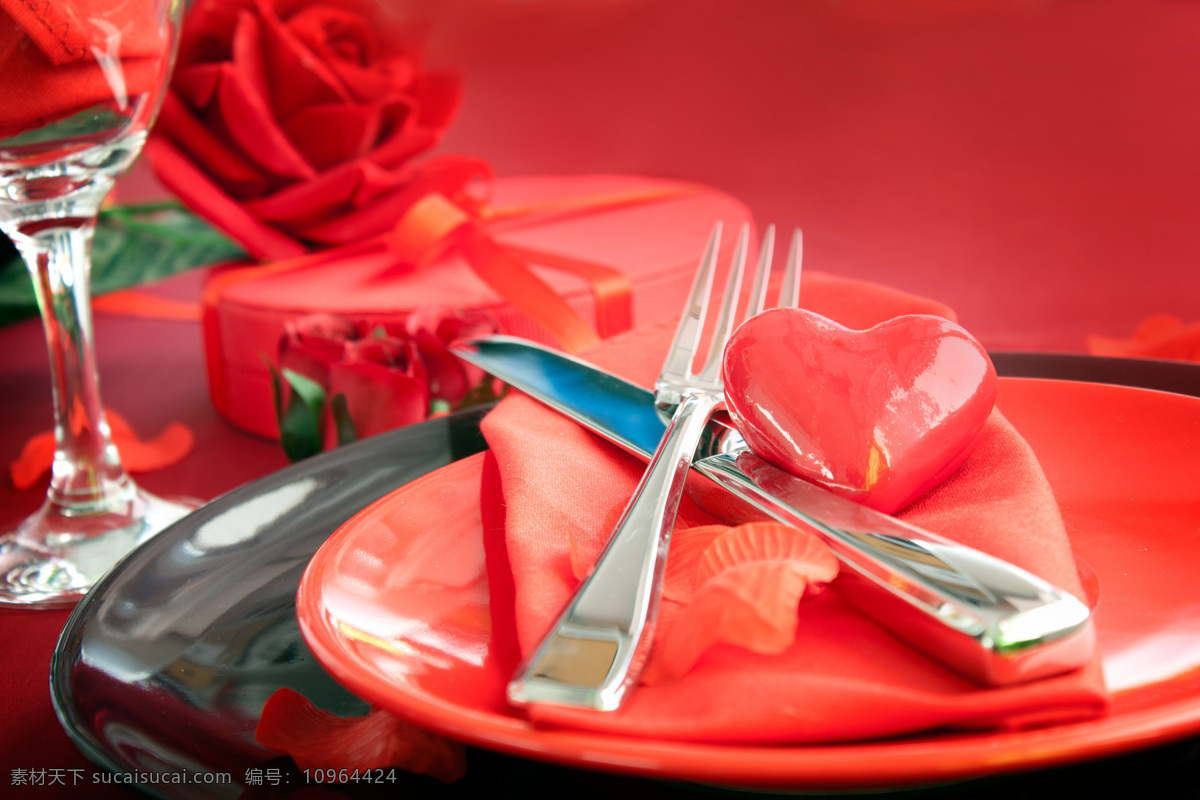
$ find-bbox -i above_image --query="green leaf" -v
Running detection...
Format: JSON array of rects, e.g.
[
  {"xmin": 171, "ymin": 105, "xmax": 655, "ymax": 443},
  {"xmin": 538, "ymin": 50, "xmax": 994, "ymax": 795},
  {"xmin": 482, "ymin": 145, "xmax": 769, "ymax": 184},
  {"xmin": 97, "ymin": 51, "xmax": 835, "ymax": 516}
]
[
  {"xmin": 459, "ymin": 373, "xmax": 509, "ymax": 409},
  {"xmin": 0, "ymin": 201, "xmax": 244, "ymax": 326},
  {"xmin": 329, "ymin": 393, "xmax": 358, "ymax": 447},
  {"xmin": 269, "ymin": 365, "xmax": 327, "ymax": 462}
]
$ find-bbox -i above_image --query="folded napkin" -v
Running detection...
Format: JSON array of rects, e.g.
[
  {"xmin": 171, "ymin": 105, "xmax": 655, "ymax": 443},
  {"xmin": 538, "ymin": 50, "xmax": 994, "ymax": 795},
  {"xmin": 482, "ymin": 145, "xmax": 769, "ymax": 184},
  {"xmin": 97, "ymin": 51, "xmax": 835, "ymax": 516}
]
[
  {"xmin": 0, "ymin": 0, "xmax": 164, "ymax": 137},
  {"xmin": 480, "ymin": 270, "xmax": 1108, "ymax": 743}
]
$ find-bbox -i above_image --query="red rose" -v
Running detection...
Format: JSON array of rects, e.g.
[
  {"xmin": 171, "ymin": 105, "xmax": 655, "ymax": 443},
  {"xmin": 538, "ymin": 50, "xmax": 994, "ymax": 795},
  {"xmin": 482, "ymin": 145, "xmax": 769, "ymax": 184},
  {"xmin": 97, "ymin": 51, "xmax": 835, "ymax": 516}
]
[
  {"xmin": 149, "ymin": 0, "xmax": 465, "ymax": 259},
  {"xmin": 275, "ymin": 310, "xmax": 498, "ymax": 457},
  {"xmin": 278, "ymin": 313, "xmax": 358, "ymax": 387},
  {"xmin": 330, "ymin": 334, "xmax": 428, "ymax": 439},
  {"xmin": 393, "ymin": 306, "xmax": 498, "ymax": 403}
]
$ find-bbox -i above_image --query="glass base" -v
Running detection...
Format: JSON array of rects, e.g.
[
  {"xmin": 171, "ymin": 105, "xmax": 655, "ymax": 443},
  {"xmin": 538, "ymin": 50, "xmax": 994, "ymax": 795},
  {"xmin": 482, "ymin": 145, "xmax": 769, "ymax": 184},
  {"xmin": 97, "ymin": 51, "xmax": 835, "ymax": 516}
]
[{"xmin": 0, "ymin": 489, "xmax": 199, "ymax": 608}]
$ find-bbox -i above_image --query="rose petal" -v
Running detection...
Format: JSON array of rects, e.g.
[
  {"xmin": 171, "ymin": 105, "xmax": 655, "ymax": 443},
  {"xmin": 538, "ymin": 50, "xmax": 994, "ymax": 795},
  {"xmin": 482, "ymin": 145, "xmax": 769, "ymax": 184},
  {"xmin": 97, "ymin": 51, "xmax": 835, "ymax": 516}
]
[
  {"xmin": 282, "ymin": 102, "xmax": 383, "ymax": 171},
  {"xmin": 256, "ymin": 688, "xmax": 466, "ymax": 783},
  {"xmin": 697, "ymin": 521, "xmax": 840, "ymax": 587},
  {"xmin": 363, "ymin": 105, "xmax": 433, "ymax": 169},
  {"xmin": 660, "ymin": 524, "xmax": 728, "ymax": 603},
  {"xmin": 217, "ymin": 13, "xmax": 315, "ymax": 181},
  {"xmin": 176, "ymin": 0, "xmax": 242, "ymax": 67},
  {"xmin": 285, "ymin": 5, "xmax": 398, "ymax": 103},
  {"xmin": 145, "ymin": 136, "xmax": 307, "ymax": 261},
  {"xmin": 333, "ymin": 53, "xmax": 417, "ymax": 105},
  {"xmin": 329, "ymin": 353, "xmax": 428, "ymax": 439},
  {"xmin": 157, "ymin": 91, "xmax": 271, "ymax": 198},
  {"xmin": 403, "ymin": 306, "xmax": 499, "ymax": 403},
  {"xmin": 244, "ymin": 157, "xmax": 409, "ymax": 231},
  {"xmin": 9, "ymin": 432, "xmax": 55, "ymax": 491},
  {"xmin": 106, "ymin": 412, "xmax": 196, "ymax": 473},
  {"xmin": 1087, "ymin": 314, "xmax": 1200, "ymax": 362},
  {"xmin": 9, "ymin": 409, "xmax": 194, "ymax": 490},
  {"xmin": 279, "ymin": 313, "xmax": 357, "ymax": 388},
  {"xmin": 301, "ymin": 155, "xmax": 491, "ymax": 245},
  {"xmin": 642, "ymin": 523, "xmax": 838, "ymax": 684},
  {"xmin": 259, "ymin": 2, "xmax": 354, "ymax": 120},
  {"xmin": 171, "ymin": 62, "xmax": 224, "ymax": 111}
]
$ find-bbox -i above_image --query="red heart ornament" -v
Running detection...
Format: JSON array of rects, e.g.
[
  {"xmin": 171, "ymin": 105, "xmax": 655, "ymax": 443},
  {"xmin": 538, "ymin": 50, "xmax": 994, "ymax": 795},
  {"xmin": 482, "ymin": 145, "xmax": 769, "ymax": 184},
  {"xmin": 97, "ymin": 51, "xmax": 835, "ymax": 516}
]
[{"xmin": 722, "ymin": 308, "xmax": 997, "ymax": 514}]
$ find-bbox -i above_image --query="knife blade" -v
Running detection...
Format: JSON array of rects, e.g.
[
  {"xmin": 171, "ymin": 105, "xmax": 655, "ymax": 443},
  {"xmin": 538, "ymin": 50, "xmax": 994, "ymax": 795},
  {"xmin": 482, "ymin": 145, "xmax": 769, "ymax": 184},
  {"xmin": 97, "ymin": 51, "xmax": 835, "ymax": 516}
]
[{"xmin": 452, "ymin": 334, "xmax": 1094, "ymax": 686}]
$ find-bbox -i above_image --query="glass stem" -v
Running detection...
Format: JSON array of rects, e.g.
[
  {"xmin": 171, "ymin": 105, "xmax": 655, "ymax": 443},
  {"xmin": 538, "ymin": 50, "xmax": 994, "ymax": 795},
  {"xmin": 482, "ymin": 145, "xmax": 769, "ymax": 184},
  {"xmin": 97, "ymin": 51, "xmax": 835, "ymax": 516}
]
[{"xmin": 11, "ymin": 216, "xmax": 135, "ymax": 519}]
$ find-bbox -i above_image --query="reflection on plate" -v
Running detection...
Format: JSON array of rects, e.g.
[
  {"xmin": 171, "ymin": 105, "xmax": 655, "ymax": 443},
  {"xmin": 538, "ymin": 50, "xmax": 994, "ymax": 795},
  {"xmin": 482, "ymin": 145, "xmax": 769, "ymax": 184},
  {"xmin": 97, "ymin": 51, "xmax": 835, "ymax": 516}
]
[
  {"xmin": 50, "ymin": 409, "xmax": 491, "ymax": 800},
  {"xmin": 50, "ymin": 355, "xmax": 1200, "ymax": 798},
  {"xmin": 299, "ymin": 376, "xmax": 1200, "ymax": 792}
]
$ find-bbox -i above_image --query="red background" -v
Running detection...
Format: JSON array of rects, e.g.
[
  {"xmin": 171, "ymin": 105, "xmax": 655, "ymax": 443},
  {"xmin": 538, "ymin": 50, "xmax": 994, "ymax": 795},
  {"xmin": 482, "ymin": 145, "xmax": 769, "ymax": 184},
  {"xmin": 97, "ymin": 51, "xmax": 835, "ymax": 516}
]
[{"xmin": 2, "ymin": 0, "xmax": 1199, "ymax": 797}]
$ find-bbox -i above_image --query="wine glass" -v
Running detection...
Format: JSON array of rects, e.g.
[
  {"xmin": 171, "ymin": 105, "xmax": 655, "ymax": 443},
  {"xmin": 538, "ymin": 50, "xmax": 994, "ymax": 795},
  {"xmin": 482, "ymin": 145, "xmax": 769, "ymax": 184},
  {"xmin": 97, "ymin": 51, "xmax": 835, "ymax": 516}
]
[{"xmin": 0, "ymin": 0, "xmax": 196, "ymax": 606}]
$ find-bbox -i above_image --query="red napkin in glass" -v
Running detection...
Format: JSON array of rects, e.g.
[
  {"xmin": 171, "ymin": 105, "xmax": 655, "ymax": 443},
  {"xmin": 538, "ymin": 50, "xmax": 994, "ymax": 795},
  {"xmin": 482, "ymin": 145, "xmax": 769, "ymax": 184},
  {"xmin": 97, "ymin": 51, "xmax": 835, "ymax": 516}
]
[
  {"xmin": 0, "ymin": 0, "xmax": 164, "ymax": 137},
  {"xmin": 480, "ymin": 270, "xmax": 1108, "ymax": 743}
]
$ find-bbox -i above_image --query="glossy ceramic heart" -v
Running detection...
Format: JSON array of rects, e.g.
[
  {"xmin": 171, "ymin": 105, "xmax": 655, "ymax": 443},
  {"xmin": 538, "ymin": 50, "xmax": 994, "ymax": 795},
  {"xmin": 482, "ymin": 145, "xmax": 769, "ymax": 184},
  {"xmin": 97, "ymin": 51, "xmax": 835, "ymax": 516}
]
[{"xmin": 722, "ymin": 309, "xmax": 997, "ymax": 513}]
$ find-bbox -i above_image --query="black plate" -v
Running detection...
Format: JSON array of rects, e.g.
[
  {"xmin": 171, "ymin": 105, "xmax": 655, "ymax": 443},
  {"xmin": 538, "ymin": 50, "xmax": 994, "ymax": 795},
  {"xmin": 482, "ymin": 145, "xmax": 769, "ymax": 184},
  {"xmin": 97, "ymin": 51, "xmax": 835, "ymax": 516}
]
[{"xmin": 51, "ymin": 354, "xmax": 1200, "ymax": 799}]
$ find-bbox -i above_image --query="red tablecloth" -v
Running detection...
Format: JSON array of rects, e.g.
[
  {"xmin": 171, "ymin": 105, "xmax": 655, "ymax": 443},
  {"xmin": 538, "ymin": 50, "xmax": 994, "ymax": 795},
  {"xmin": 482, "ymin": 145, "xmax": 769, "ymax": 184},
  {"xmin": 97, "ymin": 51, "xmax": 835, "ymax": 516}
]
[{"xmin": 2, "ymin": 1, "xmax": 1199, "ymax": 797}]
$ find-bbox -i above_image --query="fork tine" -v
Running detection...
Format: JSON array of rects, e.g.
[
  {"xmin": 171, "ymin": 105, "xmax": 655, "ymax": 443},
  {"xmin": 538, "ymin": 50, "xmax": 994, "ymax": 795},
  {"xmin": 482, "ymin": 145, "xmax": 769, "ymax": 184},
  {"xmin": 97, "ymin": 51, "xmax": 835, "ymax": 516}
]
[
  {"xmin": 661, "ymin": 222, "xmax": 722, "ymax": 381},
  {"xmin": 777, "ymin": 228, "xmax": 803, "ymax": 309},
  {"xmin": 698, "ymin": 223, "xmax": 750, "ymax": 379},
  {"xmin": 746, "ymin": 224, "xmax": 776, "ymax": 318}
]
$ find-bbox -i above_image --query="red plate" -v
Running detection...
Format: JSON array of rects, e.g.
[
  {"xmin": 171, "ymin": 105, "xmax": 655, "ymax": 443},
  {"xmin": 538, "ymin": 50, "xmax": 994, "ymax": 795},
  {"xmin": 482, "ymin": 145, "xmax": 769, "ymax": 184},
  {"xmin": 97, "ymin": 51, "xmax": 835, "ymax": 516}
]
[{"xmin": 297, "ymin": 378, "xmax": 1200, "ymax": 791}]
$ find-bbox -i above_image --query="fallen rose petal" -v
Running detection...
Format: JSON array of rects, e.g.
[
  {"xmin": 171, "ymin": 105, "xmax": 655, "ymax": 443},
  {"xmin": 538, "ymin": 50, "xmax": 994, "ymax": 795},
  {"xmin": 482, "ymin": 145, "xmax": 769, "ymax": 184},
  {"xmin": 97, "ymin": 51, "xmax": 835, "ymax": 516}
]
[
  {"xmin": 642, "ymin": 522, "xmax": 838, "ymax": 684},
  {"xmin": 659, "ymin": 524, "xmax": 728, "ymax": 603},
  {"xmin": 10, "ymin": 409, "xmax": 194, "ymax": 490},
  {"xmin": 10, "ymin": 433, "xmax": 55, "ymax": 491},
  {"xmin": 106, "ymin": 412, "xmax": 196, "ymax": 473},
  {"xmin": 642, "ymin": 562, "xmax": 813, "ymax": 685},
  {"xmin": 256, "ymin": 688, "xmax": 466, "ymax": 783},
  {"xmin": 696, "ymin": 521, "xmax": 840, "ymax": 588},
  {"xmin": 1087, "ymin": 314, "xmax": 1200, "ymax": 363}
]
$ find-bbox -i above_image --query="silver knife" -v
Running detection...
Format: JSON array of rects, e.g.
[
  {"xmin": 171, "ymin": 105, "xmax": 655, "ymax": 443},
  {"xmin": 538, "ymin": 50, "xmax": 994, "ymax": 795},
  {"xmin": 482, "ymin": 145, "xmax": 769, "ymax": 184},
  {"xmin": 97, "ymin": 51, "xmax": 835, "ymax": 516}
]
[{"xmin": 452, "ymin": 335, "xmax": 1094, "ymax": 686}]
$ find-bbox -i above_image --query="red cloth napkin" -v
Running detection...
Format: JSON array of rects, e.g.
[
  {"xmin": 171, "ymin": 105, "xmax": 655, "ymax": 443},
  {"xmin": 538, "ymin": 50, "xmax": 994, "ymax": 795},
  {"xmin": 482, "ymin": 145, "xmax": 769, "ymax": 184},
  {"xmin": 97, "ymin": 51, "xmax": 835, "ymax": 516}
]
[
  {"xmin": 480, "ymin": 270, "xmax": 1108, "ymax": 743},
  {"xmin": 0, "ymin": 0, "xmax": 165, "ymax": 137}
]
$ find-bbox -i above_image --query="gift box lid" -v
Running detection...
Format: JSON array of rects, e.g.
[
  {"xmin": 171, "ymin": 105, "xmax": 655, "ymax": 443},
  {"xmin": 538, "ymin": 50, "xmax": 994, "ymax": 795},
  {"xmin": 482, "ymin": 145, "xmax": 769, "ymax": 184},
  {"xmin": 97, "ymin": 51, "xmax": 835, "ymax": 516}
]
[{"xmin": 207, "ymin": 174, "xmax": 755, "ymax": 439}]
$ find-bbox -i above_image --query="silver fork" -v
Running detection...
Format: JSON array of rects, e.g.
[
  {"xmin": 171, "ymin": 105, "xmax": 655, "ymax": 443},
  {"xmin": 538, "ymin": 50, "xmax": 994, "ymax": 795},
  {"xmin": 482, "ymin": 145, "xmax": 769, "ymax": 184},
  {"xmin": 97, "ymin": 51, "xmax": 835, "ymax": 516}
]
[{"xmin": 507, "ymin": 221, "xmax": 802, "ymax": 711}]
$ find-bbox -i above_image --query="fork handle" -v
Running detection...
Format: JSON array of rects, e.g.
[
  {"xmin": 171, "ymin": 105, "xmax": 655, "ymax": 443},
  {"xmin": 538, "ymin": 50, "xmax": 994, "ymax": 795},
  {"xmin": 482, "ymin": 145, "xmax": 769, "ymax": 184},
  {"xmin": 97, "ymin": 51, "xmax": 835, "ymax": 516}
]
[{"xmin": 507, "ymin": 392, "xmax": 723, "ymax": 711}]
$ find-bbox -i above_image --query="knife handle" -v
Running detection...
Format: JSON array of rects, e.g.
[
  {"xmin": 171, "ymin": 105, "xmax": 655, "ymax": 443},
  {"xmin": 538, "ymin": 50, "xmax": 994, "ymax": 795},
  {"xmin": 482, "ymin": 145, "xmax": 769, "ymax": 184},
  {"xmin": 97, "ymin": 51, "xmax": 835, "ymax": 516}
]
[{"xmin": 696, "ymin": 452, "xmax": 1095, "ymax": 686}]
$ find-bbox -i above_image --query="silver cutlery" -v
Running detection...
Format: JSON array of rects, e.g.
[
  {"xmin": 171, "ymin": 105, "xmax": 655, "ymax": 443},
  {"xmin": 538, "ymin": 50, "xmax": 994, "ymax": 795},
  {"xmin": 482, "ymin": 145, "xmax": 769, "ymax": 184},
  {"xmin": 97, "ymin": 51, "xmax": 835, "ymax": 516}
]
[
  {"xmin": 452, "ymin": 268, "xmax": 1095, "ymax": 692},
  {"xmin": 507, "ymin": 222, "xmax": 800, "ymax": 711}
]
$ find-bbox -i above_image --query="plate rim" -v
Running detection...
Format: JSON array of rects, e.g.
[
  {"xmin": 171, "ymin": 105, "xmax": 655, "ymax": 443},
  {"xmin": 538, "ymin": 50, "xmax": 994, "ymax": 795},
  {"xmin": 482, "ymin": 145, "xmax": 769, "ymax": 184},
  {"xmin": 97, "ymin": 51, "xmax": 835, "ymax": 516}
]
[{"xmin": 296, "ymin": 374, "xmax": 1200, "ymax": 791}]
